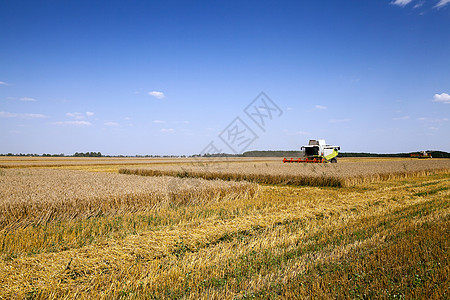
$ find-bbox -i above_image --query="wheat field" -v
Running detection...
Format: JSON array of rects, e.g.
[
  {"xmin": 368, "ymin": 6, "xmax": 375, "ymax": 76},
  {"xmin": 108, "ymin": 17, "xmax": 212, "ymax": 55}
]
[
  {"xmin": 0, "ymin": 157, "xmax": 448, "ymax": 299},
  {"xmin": 0, "ymin": 168, "xmax": 257, "ymax": 230},
  {"xmin": 0, "ymin": 156, "xmax": 275, "ymax": 169},
  {"xmin": 120, "ymin": 159, "xmax": 450, "ymax": 187}
]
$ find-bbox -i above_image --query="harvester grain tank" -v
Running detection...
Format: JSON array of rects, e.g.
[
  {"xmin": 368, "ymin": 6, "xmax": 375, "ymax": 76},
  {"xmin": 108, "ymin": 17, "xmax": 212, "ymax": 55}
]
[{"xmin": 283, "ymin": 139, "xmax": 340, "ymax": 163}]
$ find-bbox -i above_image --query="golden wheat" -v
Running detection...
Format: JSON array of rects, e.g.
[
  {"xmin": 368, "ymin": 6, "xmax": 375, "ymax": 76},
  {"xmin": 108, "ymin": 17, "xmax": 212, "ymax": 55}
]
[
  {"xmin": 120, "ymin": 159, "xmax": 450, "ymax": 187},
  {"xmin": 0, "ymin": 168, "xmax": 257, "ymax": 230},
  {"xmin": 0, "ymin": 156, "xmax": 276, "ymax": 168},
  {"xmin": 0, "ymin": 171, "xmax": 448, "ymax": 299},
  {"xmin": 0, "ymin": 159, "xmax": 448, "ymax": 299}
]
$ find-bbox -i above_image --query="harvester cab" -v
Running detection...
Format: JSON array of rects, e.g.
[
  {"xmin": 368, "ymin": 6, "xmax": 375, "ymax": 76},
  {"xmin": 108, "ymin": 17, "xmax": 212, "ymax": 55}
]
[{"xmin": 283, "ymin": 139, "xmax": 340, "ymax": 163}]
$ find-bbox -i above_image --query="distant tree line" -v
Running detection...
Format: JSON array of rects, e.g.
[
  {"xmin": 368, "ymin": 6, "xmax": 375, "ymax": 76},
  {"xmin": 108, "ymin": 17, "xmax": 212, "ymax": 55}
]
[
  {"xmin": 73, "ymin": 152, "xmax": 102, "ymax": 157},
  {"xmin": 338, "ymin": 151, "xmax": 450, "ymax": 158},
  {"xmin": 0, "ymin": 153, "xmax": 64, "ymax": 157},
  {"xmin": 237, "ymin": 150, "xmax": 450, "ymax": 158},
  {"xmin": 1, "ymin": 150, "xmax": 449, "ymax": 158},
  {"xmin": 242, "ymin": 151, "xmax": 303, "ymax": 157}
]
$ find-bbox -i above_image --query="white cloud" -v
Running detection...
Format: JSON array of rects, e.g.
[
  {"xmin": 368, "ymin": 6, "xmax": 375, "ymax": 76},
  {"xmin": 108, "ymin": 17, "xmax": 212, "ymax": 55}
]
[
  {"xmin": 153, "ymin": 120, "xmax": 165, "ymax": 124},
  {"xmin": 66, "ymin": 112, "xmax": 95, "ymax": 119},
  {"xmin": 434, "ymin": 0, "xmax": 450, "ymax": 8},
  {"xmin": 315, "ymin": 105, "xmax": 327, "ymax": 110},
  {"xmin": 148, "ymin": 91, "xmax": 165, "ymax": 99},
  {"xmin": 433, "ymin": 93, "xmax": 450, "ymax": 104},
  {"xmin": 393, "ymin": 116, "xmax": 410, "ymax": 120},
  {"xmin": 417, "ymin": 117, "xmax": 448, "ymax": 123},
  {"xmin": 391, "ymin": 0, "xmax": 413, "ymax": 6},
  {"xmin": 413, "ymin": 2, "xmax": 424, "ymax": 8},
  {"xmin": 52, "ymin": 121, "xmax": 92, "ymax": 126},
  {"xmin": 293, "ymin": 131, "xmax": 309, "ymax": 135},
  {"xmin": 161, "ymin": 128, "xmax": 174, "ymax": 132},
  {"xmin": 329, "ymin": 118, "xmax": 351, "ymax": 123},
  {"xmin": 0, "ymin": 111, "xmax": 46, "ymax": 118},
  {"xmin": 0, "ymin": 81, "xmax": 8, "ymax": 86},
  {"xmin": 66, "ymin": 112, "xmax": 85, "ymax": 120},
  {"xmin": 104, "ymin": 121, "xmax": 119, "ymax": 127},
  {"xmin": 287, "ymin": 107, "xmax": 294, "ymax": 111},
  {"xmin": 20, "ymin": 97, "xmax": 36, "ymax": 102}
]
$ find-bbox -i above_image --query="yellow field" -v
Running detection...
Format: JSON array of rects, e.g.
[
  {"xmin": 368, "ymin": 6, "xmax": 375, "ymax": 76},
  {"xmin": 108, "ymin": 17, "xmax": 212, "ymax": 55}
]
[
  {"xmin": 0, "ymin": 157, "xmax": 448, "ymax": 299},
  {"xmin": 0, "ymin": 156, "xmax": 276, "ymax": 169},
  {"xmin": 120, "ymin": 159, "xmax": 450, "ymax": 187},
  {"xmin": 0, "ymin": 169, "xmax": 256, "ymax": 230}
]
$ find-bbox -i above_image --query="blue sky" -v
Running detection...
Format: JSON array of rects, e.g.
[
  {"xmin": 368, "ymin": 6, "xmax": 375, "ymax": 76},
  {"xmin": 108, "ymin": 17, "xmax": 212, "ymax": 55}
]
[{"xmin": 1, "ymin": 0, "xmax": 449, "ymax": 155}]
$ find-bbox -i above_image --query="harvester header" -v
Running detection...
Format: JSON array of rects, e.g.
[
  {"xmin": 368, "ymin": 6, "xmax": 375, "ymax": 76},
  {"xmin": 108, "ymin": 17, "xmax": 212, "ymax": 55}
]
[
  {"xmin": 283, "ymin": 139, "xmax": 340, "ymax": 163},
  {"xmin": 410, "ymin": 151, "xmax": 432, "ymax": 159}
]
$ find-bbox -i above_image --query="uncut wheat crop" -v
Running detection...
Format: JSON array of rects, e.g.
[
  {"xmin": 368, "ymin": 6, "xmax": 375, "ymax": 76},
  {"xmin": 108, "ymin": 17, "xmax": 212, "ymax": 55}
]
[
  {"xmin": 0, "ymin": 156, "xmax": 274, "ymax": 168},
  {"xmin": 120, "ymin": 159, "xmax": 450, "ymax": 187},
  {"xmin": 0, "ymin": 168, "xmax": 257, "ymax": 230}
]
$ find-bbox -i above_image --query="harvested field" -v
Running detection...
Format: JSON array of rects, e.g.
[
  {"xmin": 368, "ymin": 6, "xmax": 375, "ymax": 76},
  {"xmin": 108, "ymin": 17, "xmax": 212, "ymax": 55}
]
[
  {"xmin": 0, "ymin": 168, "xmax": 257, "ymax": 230},
  {"xmin": 0, "ymin": 169, "xmax": 448, "ymax": 299},
  {"xmin": 0, "ymin": 158, "xmax": 448, "ymax": 299},
  {"xmin": 119, "ymin": 159, "xmax": 450, "ymax": 187}
]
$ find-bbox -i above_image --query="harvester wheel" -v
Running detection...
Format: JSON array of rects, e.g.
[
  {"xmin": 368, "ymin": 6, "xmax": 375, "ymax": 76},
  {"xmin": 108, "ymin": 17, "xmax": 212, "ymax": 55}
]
[{"xmin": 330, "ymin": 158, "xmax": 337, "ymax": 163}]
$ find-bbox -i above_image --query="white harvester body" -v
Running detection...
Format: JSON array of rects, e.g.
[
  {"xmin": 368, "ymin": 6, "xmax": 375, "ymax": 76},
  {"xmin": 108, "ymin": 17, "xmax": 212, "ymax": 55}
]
[{"xmin": 284, "ymin": 139, "xmax": 340, "ymax": 163}]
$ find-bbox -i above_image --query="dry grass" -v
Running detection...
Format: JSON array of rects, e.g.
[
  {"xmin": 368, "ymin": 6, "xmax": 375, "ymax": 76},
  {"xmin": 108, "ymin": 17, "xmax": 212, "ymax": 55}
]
[
  {"xmin": 0, "ymin": 159, "xmax": 448, "ymax": 299},
  {"xmin": 120, "ymin": 159, "xmax": 450, "ymax": 187},
  {"xmin": 0, "ymin": 168, "xmax": 257, "ymax": 230}
]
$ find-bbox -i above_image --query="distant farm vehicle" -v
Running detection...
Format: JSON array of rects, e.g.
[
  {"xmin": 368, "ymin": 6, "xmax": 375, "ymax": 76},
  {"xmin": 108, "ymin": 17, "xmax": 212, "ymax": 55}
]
[
  {"xmin": 284, "ymin": 139, "xmax": 340, "ymax": 163},
  {"xmin": 411, "ymin": 151, "xmax": 432, "ymax": 159}
]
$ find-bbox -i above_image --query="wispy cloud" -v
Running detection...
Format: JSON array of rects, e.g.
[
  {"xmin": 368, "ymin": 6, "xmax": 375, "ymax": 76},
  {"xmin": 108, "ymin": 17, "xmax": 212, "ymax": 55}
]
[
  {"xmin": 434, "ymin": 0, "xmax": 450, "ymax": 8},
  {"xmin": 153, "ymin": 120, "xmax": 165, "ymax": 124},
  {"xmin": 293, "ymin": 131, "xmax": 309, "ymax": 135},
  {"xmin": 20, "ymin": 97, "xmax": 36, "ymax": 102},
  {"xmin": 391, "ymin": 0, "xmax": 413, "ymax": 7},
  {"xmin": 417, "ymin": 117, "xmax": 448, "ymax": 123},
  {"xmin": 52, "ymin": 120, "xmax": 92, "ymax": 126},
  {"xmin": 104, "ymin": 121, "xmax": 119, "ymax": 127},
  {"xmin": 393, "ymin": 116, "xmax": 410, "ymax": 120},
  {"xmin": 66, "ymin": 112, "xmax": 95, "ymax": 119},
  {"xmin": 66, "ymin": 112, "xmax": 84, "ymax": 119},
  {"xmin": 0, "ymin": 81, "xmax": 9, "ymax": 86},
  {"xmin": 433, "ymin": 93, "xmax": 450, "ymax": 104},
  {"xmin": 315, "ymin": 105, "xmax": 327, "ymax": 110},
  {"xmin": 0, "ymin": 111, "xmax": 46, "ymax": 118},
  {"xmin": 173, "ymin": 120, "xmax": 190, "ymax": 124},
  {"xmin": 148, "ymin": 91, "xmax": 165, "ymax": 99},
  {"xmin": 413, "ymin": 1, "xmax": 424, "ymax": 8},
  {"xmin": 161, "ymin": 128, "xmax": 174, "ymax": 132},
  {"xmin": 329, "ymin": 118, "xmax": 351, "ymax": 123}
]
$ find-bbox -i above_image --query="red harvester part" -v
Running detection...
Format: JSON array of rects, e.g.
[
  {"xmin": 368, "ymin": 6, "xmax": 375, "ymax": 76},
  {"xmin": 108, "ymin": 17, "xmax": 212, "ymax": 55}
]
[
  {"xmin": 283, "ymin": 157, "xmax": 325, "ymax": 163},
  {"xmin": 410, "ymin": 152, "xmax": 432, "ymax": 159}
]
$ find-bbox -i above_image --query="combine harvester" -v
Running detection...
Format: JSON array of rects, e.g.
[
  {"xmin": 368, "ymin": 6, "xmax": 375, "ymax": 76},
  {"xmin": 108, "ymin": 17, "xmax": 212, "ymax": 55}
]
[
  {"xmin": 283, "ymin": 139, "xmax": 340, "ymax": 163},
  {"xmin": 410, "ymin": 151, "xmax": 432, "ymax": 159}
]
